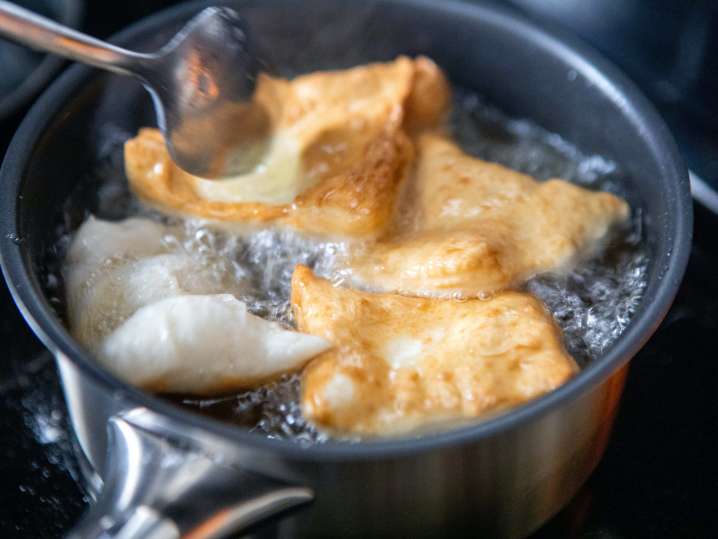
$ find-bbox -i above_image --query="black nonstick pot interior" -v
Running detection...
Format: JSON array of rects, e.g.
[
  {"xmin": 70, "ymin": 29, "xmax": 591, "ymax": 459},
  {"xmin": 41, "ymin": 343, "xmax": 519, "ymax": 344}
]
[{"xmin": 0, "ymin": 0, "xmax": 692, "ymax": 457}]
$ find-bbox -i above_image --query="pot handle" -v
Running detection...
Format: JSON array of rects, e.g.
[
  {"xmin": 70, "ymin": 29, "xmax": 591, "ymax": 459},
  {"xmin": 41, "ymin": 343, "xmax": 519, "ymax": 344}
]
[{"xmin": 66, "ymin": 413, "xmax": 313, "ymax": 539}]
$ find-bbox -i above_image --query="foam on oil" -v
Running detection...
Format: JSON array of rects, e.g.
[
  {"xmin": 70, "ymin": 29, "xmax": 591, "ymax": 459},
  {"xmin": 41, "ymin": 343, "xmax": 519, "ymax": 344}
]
[{"xmin": 50, "ymin": 88, "xmax": 648, "ymax": 444}]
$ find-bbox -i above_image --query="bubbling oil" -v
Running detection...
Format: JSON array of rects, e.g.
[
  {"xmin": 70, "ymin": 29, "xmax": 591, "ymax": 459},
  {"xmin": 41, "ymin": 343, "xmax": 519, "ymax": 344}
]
[{"xmin": 50, "ymin": 89, "xmax": 648, "ymax": 444}]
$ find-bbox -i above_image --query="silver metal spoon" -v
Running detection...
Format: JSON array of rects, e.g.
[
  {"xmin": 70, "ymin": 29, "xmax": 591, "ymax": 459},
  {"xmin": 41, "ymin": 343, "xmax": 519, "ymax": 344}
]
[{"xmin": 0, "ymin": 2, "xmax": 268, "ymax": 178}]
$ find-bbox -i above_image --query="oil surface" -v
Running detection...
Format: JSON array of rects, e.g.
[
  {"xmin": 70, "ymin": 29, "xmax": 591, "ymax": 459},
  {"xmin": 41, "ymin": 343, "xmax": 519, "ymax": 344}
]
[{"xmin": 52, "ymin": 89, "xmax": 648, "ymax": 444}]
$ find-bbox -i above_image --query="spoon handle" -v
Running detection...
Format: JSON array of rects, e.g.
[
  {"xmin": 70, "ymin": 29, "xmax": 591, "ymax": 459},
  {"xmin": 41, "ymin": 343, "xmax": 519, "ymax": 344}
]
[{"xmin": 0, "ymin": 1, "xmax": 148, "ymax": 75}]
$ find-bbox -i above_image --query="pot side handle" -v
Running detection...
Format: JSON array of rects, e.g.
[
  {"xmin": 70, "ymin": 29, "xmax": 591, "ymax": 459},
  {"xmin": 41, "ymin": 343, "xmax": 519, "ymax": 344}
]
[{"xmin": 66, "ymin": 414, "xmax": 313, "ymax": 539}]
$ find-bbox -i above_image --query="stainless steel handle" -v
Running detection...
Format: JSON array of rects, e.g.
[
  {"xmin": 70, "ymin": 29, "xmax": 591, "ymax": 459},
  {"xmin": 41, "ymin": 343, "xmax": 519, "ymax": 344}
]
[
  {"xmin": 0, "ymin": 1, "xmax": 148, "ymax": 75},
  {"xmin": 67, "ymin": 411, "xmax": 313, "ymax": 539}
]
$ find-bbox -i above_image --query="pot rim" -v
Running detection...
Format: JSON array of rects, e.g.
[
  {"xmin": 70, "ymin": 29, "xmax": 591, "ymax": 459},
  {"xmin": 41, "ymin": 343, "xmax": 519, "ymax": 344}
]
[
  {"xmin": 0, "ymin": 0, "xmax": 84, "ymax": 120},
  {"xmin": 0, "ymin": 0, "xmax": 692, "ymax": 462}
]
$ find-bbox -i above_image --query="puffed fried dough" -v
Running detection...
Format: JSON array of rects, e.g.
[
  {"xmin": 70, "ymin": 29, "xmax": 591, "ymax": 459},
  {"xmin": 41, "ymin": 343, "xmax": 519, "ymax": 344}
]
[
  {"xmin": 350, "ymin": 134, "xmax": 630, "ymax": 296},
  {"xmin": 291, "ymin": 265, "xmax": 577, "ymax": 437},
  {"xmin": 124, "ymin": 56, "xmax": 450, "ymax": 238}
]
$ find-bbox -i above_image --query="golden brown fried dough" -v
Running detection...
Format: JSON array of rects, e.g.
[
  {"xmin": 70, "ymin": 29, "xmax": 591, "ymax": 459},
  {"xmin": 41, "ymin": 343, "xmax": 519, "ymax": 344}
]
[
  {"xmin": 291, "ymin": 265, "xmax": 577, "ymax": 437},
  {"xmin": 349, "ymin": 134, "xmax": 630, "ymax": 296},
  {"xmin": 125, "ymin": 56, "xmax": 450, "ymax": 239}
]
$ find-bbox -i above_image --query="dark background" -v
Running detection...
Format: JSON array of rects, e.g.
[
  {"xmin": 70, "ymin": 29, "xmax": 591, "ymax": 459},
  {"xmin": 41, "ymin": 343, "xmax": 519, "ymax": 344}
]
[{"xmin": 1, "ymin": 1, "xmax": 717, "ymax": 537}]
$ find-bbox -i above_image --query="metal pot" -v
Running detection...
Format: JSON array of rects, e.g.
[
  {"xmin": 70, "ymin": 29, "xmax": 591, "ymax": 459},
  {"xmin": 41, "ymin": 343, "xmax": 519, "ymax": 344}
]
[{"xmin": 0, "ymin": 0, "xmax": 692, "ymax": 537}]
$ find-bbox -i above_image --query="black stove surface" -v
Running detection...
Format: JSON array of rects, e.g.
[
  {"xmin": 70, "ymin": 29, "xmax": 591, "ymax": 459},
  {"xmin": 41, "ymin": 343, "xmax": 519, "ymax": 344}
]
[{"xmin": 1, "ymin": 1, "xmax": 717, "ymax": 537}]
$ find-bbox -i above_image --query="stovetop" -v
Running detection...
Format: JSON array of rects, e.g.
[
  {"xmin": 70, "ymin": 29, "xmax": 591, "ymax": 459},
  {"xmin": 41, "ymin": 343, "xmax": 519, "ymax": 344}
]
[{"xmin": 1, "ymin": 1, "xmax": 717, "ymax": 537}]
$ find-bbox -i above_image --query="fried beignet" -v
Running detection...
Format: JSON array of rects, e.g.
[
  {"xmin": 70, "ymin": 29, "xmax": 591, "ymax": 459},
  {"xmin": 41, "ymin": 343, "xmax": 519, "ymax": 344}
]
[
  {"xmin": 125, "ymin": 56, "xmax": 450, "ymax": 238},
  {"xmin": 291, "ymin": 265, "xmax": 577, "ymax": 436},
  {"xmin": 349, "ymin": 134, "xmax": 630, "ymax": 296},
  {"xmin": 64, "ymin": 217, "xmax": 330, "ymax": 393}
]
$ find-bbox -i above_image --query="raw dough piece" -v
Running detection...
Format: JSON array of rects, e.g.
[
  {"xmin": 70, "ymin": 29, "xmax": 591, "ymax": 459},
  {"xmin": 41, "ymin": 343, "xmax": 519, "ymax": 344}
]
[
  {"xmin": 102, "ymin": 294, "xmax": 330, "ymax": 394},
  {"xmin": 64, "ymin": 217, "xmax": 329, "ymax": 393}
]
